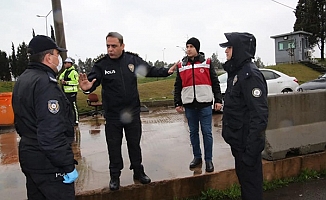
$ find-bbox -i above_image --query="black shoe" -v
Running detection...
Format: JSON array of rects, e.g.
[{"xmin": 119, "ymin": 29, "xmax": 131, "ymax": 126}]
[
  {"xmin": 133, "ymin": 172, "xmax": 151, "ymax": 184},
  {"xmin": 205, "ymin": 161, "xmax": 214, "ymax": 172},
  {"xmin": 109, "ymin": 177, "xmax": 120, "ymax": 191},
  {"xmin": 189, "ymin": 158, "xmax": 202, "ymax": 168}
]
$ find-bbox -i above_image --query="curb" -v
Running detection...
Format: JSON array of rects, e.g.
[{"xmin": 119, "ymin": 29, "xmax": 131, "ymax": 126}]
[{"xmin": 76, "ymin": 151, "xmax": 326, "ymax": 200}]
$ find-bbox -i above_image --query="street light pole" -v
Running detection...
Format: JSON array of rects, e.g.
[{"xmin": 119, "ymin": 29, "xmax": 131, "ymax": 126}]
[
  {"xmin": 162, "ymin": 48, "xmax": 166, "ymax": 65},
  {"xmin": 36, "ymin": 10, "xmax": 52, "ymax": 36}
]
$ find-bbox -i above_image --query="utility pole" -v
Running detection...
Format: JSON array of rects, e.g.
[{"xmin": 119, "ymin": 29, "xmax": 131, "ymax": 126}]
[
  {"xmin": 162, "ymin": 48, "xmax": 166, "ymax": 66},
  {"xmin": 51, "ymin": 0, "xmax": 67, "ymax": 60}
]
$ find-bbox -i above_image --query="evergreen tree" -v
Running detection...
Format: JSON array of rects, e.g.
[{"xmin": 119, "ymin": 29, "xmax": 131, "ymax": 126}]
[
  {"xmin": 9, "ymin": 42, "xmax": 18, "ymax": 78},
  {"xmin": 254, "ymin": 57, "xmax": 265, "ymax": 68},
  {"xmin": 147, "ymin": 60, "xmax": 153, "ymax": 66},
  {"xmin": 77, "ymin": 59, "xmax": 85, "ymax": 73},
  {"xmin": 294, "ymin": 0, "xmax": 326, "ymax": 60},
  {"xmin": 0, "ymin": 50, "xmax": 10, "ymax": 81},
  {"xmin": 16, "ymin": 42, "xmax": 29, "ymax": 76},
  {"xmin": 83, "ymin": 58, "xmax": 94, "ymax": 74},
  {"xmin": 211, "ymin": 53, "xmax": 223, "ymax": 70},
  {"xmin": 75, "ymin": 57, "xmax": 95, "ymax": 74},
  {"xmin": 154, "ymin": 60, "xmax": 164, "ymax": 68},
  {"xmin": 51, "ymin": 25, "xmax": 56, "ymax": 41}
]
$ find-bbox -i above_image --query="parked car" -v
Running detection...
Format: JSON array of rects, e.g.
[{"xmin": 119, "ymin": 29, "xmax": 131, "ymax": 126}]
[
  {"xmin": 214, "ymin": 68, "xmax": 299, "ymax": 112},
  {"xmin": 260, "ymin": 69, "xmax": 299, "ymax": 95},
  {"xmin": 296, "ymin": 73, "xmax": 326, "ymax": 92},
  {"xmin": 217, "ymin": 68, "xmax": 299, "ymax": 97}
]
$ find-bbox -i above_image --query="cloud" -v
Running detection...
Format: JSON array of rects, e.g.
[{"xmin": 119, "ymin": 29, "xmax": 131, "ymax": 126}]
[{"xmin": 0, "ymin": 0, "xmax": 304, "ymax": 66}]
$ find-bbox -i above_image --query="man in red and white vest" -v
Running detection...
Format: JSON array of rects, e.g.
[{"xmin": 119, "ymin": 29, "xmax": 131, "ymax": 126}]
[{"xmin": 174, "ymin": 37, "xmax": 223, "ymax": 172}]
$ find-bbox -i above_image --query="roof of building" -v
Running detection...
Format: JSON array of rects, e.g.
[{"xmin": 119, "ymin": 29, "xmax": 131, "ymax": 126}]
[{"xmin": 270, "ymin": 31, "xmax": 312, "ymax": 39}]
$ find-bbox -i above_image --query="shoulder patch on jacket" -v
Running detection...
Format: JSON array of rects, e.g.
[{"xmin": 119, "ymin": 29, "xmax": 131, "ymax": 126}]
[
  {"xmin": 93, "ymin": 54, "xmax": 107, "ymax": 63},
  {"xmin": 125, "ymin": 51, "xmax": 139, "ymax": 57},
  {"xmin": 48, "ymin": 100, "xmax": 60, "ymax": 114}
]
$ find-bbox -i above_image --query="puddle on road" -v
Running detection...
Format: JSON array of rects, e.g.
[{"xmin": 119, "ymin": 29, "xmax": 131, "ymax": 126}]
[
  {"xmin": 0, "ymin": 131, "xmax": 19, "ymax": 165},
  {"xmin": 0, "ymin": 108, "xmax": 231, "ymax": 199}
]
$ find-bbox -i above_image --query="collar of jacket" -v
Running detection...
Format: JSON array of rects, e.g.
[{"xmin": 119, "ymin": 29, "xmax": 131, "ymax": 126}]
[
  {"xmin": 28, "ymin": 62, "xmax": 56, "ymax": 76},
  {"xmin": 182, "ymin": 52, "xmax": 205, "ymax": 66},
  {"xmin": 113, "ymin": 50, "xmax": 125, "ymax": 61},
  {"xmin": 223, "ymin": 59, "xmax": 251, "ymax": 74},
  {"xmin": 66, "ymin": 65, "xmax": 76, "ymax": 71}
]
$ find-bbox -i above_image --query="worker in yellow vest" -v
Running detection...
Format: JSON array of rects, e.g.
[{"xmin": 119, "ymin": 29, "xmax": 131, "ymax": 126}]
[{"xmin": 59, "ymin": 57, "xmax": 79, "ymax": 126}]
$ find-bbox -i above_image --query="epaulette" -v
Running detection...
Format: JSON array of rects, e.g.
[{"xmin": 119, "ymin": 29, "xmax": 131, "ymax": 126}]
[
  {"xmin": 47, "ymin": 72, "xmax": 58, "ymax": 83},
  {"xmin": 238, "ymin": 64, "xmax": 253, "ymax": 80},
  {"xmin": 125, "ymin": 51, "xmax": 139, "ymax": 57},
  {"xmin": 93, "ymin": 54, "xmax": 107, "ymax": 63}
]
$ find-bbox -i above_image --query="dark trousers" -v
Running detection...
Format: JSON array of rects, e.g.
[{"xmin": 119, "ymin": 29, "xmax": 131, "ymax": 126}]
[
  {"xmin": 231, "ymin": 148, "xmax": 263, "ymax": 200},
  {"xmin": 65, "ymin": 92, "xmax": 79, "ymax": 124},
  {"xmin": 24, "ymin": 172, "xmax": 75, "ymax": 200},
  {"xmin": 105, "ymin": 116, "xmax": 142, "ymax": 177}
]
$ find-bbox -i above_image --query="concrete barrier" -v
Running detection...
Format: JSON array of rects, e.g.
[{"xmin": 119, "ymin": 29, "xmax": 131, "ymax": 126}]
[
  {"xmin": 141, "ymin": 99, "xmax": 174, "ymax": 107},
  {"xmin": 262, "ymin": 90, "xmax": 326, "ymax": 160}
]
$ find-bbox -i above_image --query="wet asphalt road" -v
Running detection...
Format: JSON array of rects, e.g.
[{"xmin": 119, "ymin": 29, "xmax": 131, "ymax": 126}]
[{"xmin": 0, "ymin": 107, "xmax": 232, "ymax": 199}]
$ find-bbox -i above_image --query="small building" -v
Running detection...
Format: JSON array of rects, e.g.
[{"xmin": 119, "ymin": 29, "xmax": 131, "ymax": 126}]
[{"xmin": 270, "ymin": 31, "xmax": 312, "ymax": 64}]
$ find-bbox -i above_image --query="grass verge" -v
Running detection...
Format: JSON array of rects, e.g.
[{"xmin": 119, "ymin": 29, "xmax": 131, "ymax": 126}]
[{"xmin": 181, "ymin": 169, "xmax": 326, "ymax": 200}]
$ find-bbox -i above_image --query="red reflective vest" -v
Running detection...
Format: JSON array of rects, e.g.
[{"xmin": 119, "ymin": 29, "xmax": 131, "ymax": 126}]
[{"xmin": 178, "ymin": 59, "xmax": 213, "ymax": 104}]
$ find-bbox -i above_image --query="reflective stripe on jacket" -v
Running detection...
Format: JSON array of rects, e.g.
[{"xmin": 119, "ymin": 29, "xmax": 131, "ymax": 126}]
[
  {"xmin": 178, "ymin": 59, "xmax": 213, "ymax": 104},
  {"xmin": 59, "ymin": 66, "xmax": 79, "ymax": 93}
]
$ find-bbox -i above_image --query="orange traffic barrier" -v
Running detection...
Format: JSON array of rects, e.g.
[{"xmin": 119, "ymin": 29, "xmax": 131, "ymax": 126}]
[{"xmin": 0, "ymin": 92, "xmax": 14, "ymax": 126}]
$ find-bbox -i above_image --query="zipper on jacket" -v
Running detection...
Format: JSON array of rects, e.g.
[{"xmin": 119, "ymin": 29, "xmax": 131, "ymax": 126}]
[
  {"xmin": 119, "ymin": 61, "xmax": 127, "ymax": 98},
  {"xmin": 192, "ymin": 63, "xmax": 196, "ymax": 99}
]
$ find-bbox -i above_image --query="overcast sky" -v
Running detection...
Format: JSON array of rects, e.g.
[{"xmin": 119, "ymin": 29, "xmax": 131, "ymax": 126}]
[{"xmin": 1, "ymin": 0, "xmax": 307, "ymax": 66}]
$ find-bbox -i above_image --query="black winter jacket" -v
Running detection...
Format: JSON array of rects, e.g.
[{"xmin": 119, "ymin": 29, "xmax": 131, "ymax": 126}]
[
  {"xmin": 86, "ymin": 51, "xmax": 171, "ymax": 120},
  {"xmin": 221, "ymin": 32, "xmax": 269, "ymax": 166},
  {"xmin": 12, "ymin": 62, "xmax": 75, "ymax": 173}
]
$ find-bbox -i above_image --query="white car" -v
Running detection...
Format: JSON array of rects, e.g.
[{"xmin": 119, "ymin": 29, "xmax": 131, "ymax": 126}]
[{"xmin": 217, "ymin": 68, "xmax": 299, "ymax": 97}]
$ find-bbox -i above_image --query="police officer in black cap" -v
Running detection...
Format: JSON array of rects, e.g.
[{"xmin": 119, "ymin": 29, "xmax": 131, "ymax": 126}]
[
  {"xmin": 219, "ymin": 32, "xmax": 268, "ymax": 200},
  {"xmin": 12, "ymin": 35, "xmax": 78, "ymax": 200}
]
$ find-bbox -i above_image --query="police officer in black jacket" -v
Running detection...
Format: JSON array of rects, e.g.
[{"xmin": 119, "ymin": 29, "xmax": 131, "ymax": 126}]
[
  {"xmin": 219, "ymin": 32, "xmax": 268, "ymax": 200},
  {"xmin": 12, "ymin": 35, "xmax": 78, "ymax": 200},
  {"xmin": 79, "ymin": 32, "xmax": 176, "ymax": 191}
]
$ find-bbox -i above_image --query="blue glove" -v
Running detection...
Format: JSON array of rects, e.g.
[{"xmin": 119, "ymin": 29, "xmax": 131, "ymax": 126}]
[{"xmin": 63, "ymin": 168, "xmax": 78, "ymax": 184}]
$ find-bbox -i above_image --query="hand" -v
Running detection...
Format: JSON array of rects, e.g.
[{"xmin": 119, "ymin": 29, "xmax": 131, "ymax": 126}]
[
  {"xmin": 78, "ymin": 73, "xmax": 96, "ymax": 91},
  {"xmin": 63, "ymin": 168, "xmax": 78, "ymax": 184},
  {"xmin": 175, "ymin": 106, "xmax": 184, "ymax": 113},
  {"xmin": 168, "ymin": 60, "xmax": 180, "ymax": 74},
  {"xmin": 61, "ymin": 80, "xmax": 66, "ymax": 85},
  {"xmin": 214, "ymin": 103, "xmax": 223, "ymax": 111}
]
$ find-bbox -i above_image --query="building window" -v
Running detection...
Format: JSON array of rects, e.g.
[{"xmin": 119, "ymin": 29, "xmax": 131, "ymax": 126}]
[{"xmin": 278, "ymin": 40, "xmax": 295, "ymax": 51}]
